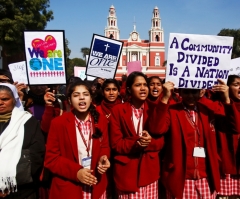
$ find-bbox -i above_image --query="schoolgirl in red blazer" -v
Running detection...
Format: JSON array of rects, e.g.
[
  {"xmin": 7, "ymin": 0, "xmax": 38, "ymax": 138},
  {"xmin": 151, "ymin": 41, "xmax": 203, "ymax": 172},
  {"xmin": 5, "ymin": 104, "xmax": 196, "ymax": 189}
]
[
  {"xmin": 215, "ymin": 75, "xmax": 240, "ymax": 197},
  {"xmin": 96, "ymin": 79, "xmax": 122, "ymax": 120},
  {"xmin": 147, "ymin": 76, "xmax": 163, "ymax": 103},
  {"xmin": 44, "ymin": 80, "xmax": 110, "ymax": 199},
  {"xmin": 148, "ymin": 80, "xmax": 239, "ymax": 199},
  {"xmin": 109, "ymin": 72, "xmax": 164, "ymax": 198}
]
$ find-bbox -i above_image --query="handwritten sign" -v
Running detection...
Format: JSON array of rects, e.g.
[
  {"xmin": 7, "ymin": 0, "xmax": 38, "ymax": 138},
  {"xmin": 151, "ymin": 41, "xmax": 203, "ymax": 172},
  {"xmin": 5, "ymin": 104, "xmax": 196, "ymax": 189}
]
[
  {"xmin": 229, "ymin": 58, "xmax": 240, "ymax": 76},
  {"xmin": 127, "ymin": 61, "xmax": 142, "ymax": 75},
  {"xmin": 8, "ymin": 61, "xmax": 28, "ymax": 84},
  {"xmin": 86, "ymin": 34, "xmax": 123, "ymax": 79},
  {"xmin": 24, "ymin": 30, "xmax": 67, "ymax": 85},
  {"xmin": 166, "ymin": 33, "xmax": 233, "ymax": 89}
]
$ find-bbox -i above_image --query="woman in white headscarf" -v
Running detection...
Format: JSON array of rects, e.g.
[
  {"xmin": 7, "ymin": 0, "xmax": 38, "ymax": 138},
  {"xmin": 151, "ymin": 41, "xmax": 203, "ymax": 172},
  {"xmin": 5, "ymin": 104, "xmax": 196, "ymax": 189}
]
[{"xmin": 0, "ymin": 83, "xmax": 45, "ymax": 199}]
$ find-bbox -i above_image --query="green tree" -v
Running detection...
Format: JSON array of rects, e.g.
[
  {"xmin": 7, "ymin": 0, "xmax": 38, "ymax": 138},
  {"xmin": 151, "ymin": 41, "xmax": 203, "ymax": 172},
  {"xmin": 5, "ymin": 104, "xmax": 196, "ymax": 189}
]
[
  {"xmin": 80, "ymin": 47, "xmax": 90, "ymax": 60},
  {"xmin": 66, "ymin": 58, "xmax": 86, "ymax": 78},
  {"xmin": 218, "ymin": 29, "xmax": 240, "ymax": 59},
  {"xmin": 64, "ymin": 38, "xmax": 71, "ymax": 71},
  {"xmin": 0, "ymin": 0, "xmax": 54, "ymax": 56}
]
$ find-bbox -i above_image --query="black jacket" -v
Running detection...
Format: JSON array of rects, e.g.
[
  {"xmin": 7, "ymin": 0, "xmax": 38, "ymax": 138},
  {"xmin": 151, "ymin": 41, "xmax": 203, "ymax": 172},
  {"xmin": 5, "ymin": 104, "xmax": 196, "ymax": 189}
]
[{"xmin": 0, "ymin": 116, "xmax": 45, "ymax": 199}]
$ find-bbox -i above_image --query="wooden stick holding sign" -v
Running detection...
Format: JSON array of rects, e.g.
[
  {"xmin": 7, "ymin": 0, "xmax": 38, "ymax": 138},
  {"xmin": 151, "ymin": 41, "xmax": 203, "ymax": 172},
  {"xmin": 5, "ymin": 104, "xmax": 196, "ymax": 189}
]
[
  {"xmin": 166, "ymin": 33, "xmax": 233, "ymax": 89},
  {"xmin": 86, "ymin": 34, "xmax": 123, "ymax": 79}
]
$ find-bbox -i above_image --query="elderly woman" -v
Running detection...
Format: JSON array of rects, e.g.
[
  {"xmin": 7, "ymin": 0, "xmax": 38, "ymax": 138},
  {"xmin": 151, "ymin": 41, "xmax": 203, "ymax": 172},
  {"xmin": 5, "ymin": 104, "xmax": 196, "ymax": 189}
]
[{"xmin": 0, "ymin": 83, "xmax": 45, "ymax": 199}]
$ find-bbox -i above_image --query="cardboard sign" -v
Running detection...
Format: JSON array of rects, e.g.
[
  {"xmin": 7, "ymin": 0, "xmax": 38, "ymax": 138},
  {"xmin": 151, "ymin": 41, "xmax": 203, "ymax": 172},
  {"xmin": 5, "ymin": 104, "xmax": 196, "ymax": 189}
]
[
  {"xmin": 23, "ymin": 30, "xmax": 67, "ymax": 85},
  {"xmin": 166, "ymin": 33, "xmax": 233, "ymax": 89},
  {"xmin": 229, "ymin": 58, "xmax": 240, "ymax": 76},
  {"xmin": 127, "ymin": 61, "xmax": 142, "ymax": 75},
  {"xmin": 86, "ymin": 34, "xmax": 123, "ymax": 79},
  {"xmin": 8, "ymin": 61, "xmax": 28, "ymax": 84}
]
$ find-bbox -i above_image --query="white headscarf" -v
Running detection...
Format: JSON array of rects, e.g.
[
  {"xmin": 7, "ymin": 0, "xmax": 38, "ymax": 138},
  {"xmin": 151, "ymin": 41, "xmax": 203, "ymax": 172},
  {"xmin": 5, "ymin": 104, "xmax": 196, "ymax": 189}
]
[
  {"xmin": 0, "ymin": 83, "xmax": 24, "ymax": 111},
  {"xmin": 0, "ymin": 83, "xmax": 31, "ymax": 192}
]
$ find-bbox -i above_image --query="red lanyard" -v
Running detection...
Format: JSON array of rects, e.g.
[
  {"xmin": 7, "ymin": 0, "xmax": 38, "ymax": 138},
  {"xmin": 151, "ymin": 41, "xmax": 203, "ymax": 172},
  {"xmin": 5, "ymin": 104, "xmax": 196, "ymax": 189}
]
[
  {"xmin": 136, "ymin": 117, "xmax": 142, "ymax": 136},
  {"xmin": 75, "ymin": 119, "xmax": 92, "ymax": 157},
  {"xmin": 185, "ymin": 110, "xmax": 201, "ymax": 147}
]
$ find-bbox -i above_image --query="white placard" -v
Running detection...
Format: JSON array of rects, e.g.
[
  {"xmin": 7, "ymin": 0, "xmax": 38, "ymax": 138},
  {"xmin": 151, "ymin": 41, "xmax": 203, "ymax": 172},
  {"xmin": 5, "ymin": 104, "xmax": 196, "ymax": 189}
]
[
  {"xmin": 166, "ymin": 33, "xmax": 234, "ymax": 89},
  {"xmin": 86, "ymin": 34, "xmax": 123, "ymax": 79},
  {"xmin": 24, "ymin": 31, "xmax": 67, "ymax": 85},
  {"xmin": 229, "ymin": 58, "xmax": 240, "ymax": 76},
  {"xmin": 8, "ymin": 61, "xmax": 28, "ymax": 84}
]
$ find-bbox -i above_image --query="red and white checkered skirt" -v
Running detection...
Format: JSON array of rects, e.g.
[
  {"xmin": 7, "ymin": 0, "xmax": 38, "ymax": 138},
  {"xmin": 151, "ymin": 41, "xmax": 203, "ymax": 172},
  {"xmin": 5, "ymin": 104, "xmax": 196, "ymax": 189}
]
[
  {"xmin": 117, "ymin": 180, "xmax": 158, "ymax": 199},
  {"xmin": 166, "ymin": 178, "xmax": 217, "ymax": 199},
  {"xmin": 218, "ymin": 174, "xmax": 240, "ymax": 196},
  {"xmin": 82, "ymin": 185, "xmax": 106, "ymax": 199}
]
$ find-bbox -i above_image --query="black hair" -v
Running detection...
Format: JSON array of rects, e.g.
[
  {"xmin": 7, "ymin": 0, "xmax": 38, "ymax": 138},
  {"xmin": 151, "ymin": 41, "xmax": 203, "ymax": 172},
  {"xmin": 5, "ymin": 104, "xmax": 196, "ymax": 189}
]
[
  {"xmin": 67, "ymin": 80, "xmax": 102, "ymax": 137},
  {"xmin": 121, "ymin": 75, "xmax": 127, "ymax": 82},
  {"xmin": 227, "ymin": 75, "xmax": 240, "ymax": 86},
  {"xmin": 102, "ymin": 79, "xmax": 120, "ymax": 91},
  {"xmin": 0, "ymin": 69, "xmax": 14, "ymax": 83},
  {"xmin": 67, "ymin": 76, "xmax": 82, "ymax": 85},
  {"xmin": 147, "ymin": 76, "xmax": 162, "ymax": 86},
  {"xmin": 126, "ymin": 71, "xmax": 148, "ymax": 96}
]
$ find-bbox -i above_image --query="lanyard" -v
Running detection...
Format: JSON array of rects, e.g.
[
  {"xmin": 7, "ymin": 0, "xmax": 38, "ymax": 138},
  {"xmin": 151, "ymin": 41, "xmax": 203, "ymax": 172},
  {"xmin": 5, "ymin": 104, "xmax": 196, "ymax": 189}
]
[
  {"xmin": 75, "ymin": 119, "xmax": 92, "ymax": 157},
  {"xmin": 185, "ymin": 110, "xmax": 201, "ymax": 147},
  {"xmin": 133, "ymin": 114, "xmax": 142, "ymax": 136}
]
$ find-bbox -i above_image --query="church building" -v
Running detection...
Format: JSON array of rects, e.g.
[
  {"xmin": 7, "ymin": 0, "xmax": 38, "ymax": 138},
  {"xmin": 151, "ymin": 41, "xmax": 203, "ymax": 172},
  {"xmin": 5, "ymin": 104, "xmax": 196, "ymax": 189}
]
[{"xmin": 104, "ymin": 5, "xmax": 166, "ymax": 79}]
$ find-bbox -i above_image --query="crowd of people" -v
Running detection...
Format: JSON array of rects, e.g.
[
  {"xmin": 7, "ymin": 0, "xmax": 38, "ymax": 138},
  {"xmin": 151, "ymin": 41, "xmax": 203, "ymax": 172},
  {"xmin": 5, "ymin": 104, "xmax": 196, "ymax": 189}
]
[{"xmin": 0, "ymin": 68, "xmax": 240, "ymax": 199}]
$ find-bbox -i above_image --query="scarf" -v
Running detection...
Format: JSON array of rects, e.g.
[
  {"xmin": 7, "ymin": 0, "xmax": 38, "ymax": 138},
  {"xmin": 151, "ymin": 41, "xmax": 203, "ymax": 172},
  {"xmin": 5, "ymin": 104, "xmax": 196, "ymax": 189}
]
[
  {"xmin": 0, "ymin": 83, "xmax": 24, "ymax": 111},
  {"xmin": 101, "ymin": 97, "xmax": 122, "ymax": 117},
  {"xmin": 0, "ymin": 107, "xmax": 31, "ymax": 192},
  {"xmin": 0, "ymin": 112, "xmax": 12, "ymax": 123}
]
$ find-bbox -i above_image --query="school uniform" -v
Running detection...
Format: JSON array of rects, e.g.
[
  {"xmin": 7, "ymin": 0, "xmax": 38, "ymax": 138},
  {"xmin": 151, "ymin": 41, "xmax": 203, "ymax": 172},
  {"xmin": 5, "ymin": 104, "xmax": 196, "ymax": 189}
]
[
  {"xmin": 148, "ymin": 100, "xmax": 239, "ymax": 199},
  {"xmin": 44, "ymin": 110, "xmax": 110, "ymax": 199},
  {"xmin": 109, "ymin": 101, "xmax": 164, "ymax": 198},
  {"xmin": 199, "ymin": 97, "xmax": 240, "ymax": 196}
]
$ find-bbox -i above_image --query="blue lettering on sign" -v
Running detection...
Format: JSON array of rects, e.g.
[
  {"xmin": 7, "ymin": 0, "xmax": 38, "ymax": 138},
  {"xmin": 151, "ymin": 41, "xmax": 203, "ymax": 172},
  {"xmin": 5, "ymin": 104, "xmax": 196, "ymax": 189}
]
[{"xmin": 29, "ymin": 58, "xmax": 63, "ymax": 71}]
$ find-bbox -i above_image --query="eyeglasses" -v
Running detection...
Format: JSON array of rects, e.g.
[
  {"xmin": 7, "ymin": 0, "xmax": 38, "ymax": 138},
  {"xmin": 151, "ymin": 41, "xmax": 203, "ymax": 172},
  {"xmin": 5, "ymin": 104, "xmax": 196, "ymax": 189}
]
[{"xmin": 0, "ymin": 79, "xmax": 11, "ymax": 83}]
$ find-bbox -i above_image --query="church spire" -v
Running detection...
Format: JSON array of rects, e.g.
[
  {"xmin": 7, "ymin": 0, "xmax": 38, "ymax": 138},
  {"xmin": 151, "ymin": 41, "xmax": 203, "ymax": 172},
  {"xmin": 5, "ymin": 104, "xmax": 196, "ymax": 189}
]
[
  {"xmin": 149, "ymin": 6, "xmax": 164, "ymax": 42},
  {"xmin": 104, "ymin": 5, "xmax": 120, "ymax": 39}
]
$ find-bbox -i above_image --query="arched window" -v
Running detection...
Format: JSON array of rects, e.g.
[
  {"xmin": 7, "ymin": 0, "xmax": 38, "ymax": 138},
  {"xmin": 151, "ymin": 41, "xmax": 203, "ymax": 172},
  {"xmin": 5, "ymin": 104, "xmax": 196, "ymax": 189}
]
[
  {"xmin": 155, "ymin": 35, "xmax": 159, "ymax": 42},
  {"xmin": 111, "ymin": 20, "xmax": 113, "ymax": 26},
  {"xmin": 156, "ymin": 21, "xmax": 158, "ymax": 27},
  {"xmin": 155, "ymin": 56, "xmax": 160, "ymax": 66},
  {"xmin": 110, "ymin": 34, "xmax": 114, "ymax": 39}
]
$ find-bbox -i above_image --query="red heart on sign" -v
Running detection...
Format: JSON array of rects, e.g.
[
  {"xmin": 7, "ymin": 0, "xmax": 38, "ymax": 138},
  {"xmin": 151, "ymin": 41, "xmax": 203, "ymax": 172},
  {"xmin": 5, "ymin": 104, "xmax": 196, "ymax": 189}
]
[{"xmin": 31, "ymin": 35, "xmax": 57, "ymax": 58}]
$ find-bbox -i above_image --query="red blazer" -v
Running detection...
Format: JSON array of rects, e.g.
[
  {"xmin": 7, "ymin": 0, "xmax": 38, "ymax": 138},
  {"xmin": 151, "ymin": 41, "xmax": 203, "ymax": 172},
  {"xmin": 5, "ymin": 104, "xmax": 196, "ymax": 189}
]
[
  {"xmin": 199, "ymin": 97, "xmax": 240, "ymax": 175},
  {"xmin": 148, "ymin": 101, "xmax": 222, "ymax": 198},
  {"xmin": 109, "ymin": 101, "xmax": 164, "ymax": 192},
  {"xmin": 44, "ymin": 111, "xmax": 110, "ymax": 199}
]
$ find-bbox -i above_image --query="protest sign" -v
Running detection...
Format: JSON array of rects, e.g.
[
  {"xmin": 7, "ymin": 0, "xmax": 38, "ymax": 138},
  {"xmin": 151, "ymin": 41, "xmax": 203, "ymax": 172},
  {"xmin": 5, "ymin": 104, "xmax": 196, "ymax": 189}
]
[
  {"xmin": 74, "ymin": 66, "xmax": 86, "ymax": 80},
  {"xmin": 24, "ymin": 30, "xmax": 67, "ymax": 85},
  {"xmin": 8, "ymin": 61, "xmax": 28, "ymax": 84},
  {"xmin": 166, "ymin": 33, "xmax": 233, "ymax": 89},
  {"xmin": 74, "ymin": 66, "xmax": 95, "ymax": 81},
  {"xmin": 86, "ymin": 34, "xmax": 123, "ymax": 79},
  {"xmin": 228, "ymin": 58, "xmax": 240, "ymax": 76},
  {"xmin": 127, "ymin": 61, "xmax": 142, "ymax": 75}
]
